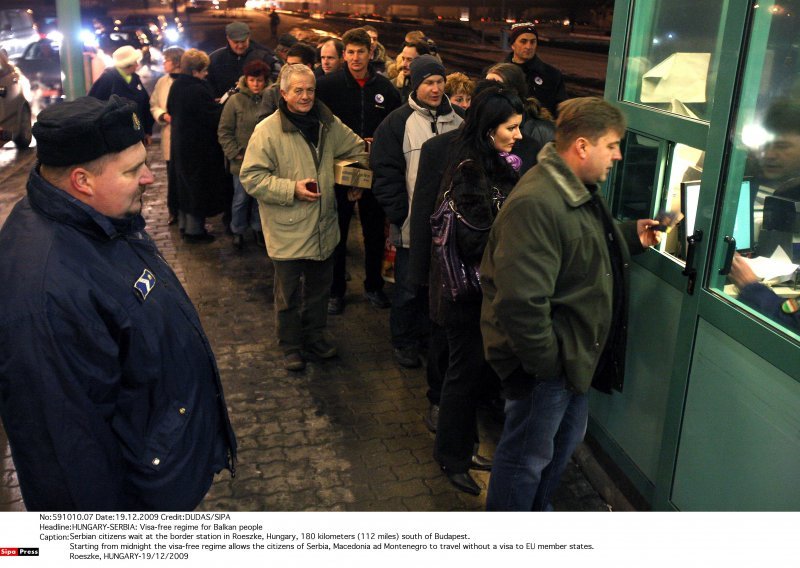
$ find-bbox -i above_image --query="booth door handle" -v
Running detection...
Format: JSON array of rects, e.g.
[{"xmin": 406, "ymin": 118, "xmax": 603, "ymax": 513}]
[
  {"xmin": 683, "ymin": 229, "xmax": 703, "ymax": 295},
  {"xmin": 718, "ymin": 236, "xmax": 736, "ymax": 275}
]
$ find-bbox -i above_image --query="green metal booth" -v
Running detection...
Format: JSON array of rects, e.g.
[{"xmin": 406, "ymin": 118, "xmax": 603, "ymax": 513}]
[{"xmin": 595, "ymin": 0, "xmax": 800, "ymax": 510}]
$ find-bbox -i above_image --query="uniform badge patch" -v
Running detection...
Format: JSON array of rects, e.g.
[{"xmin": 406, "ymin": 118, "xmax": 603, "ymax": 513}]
[
  {"xmin": 375, "ymin": 94, "xmax": 385, "ymax": 104},
  {"xmin": 132, "ymin": 113, "xmax": 142, "ymax": 131},
  {"xmin": 781, "ymin": 298, "xmax": 799, "ymax": 314},
  {"xmin": 534, "ymin": 76, "xmax": 544, "ymax": 85},
  {"xmin": 134, "ymin": 269, "xmax": 156, "ymax": 300}
]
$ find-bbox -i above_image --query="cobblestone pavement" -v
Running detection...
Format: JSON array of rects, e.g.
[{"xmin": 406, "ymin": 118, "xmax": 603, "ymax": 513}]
[{"xmin": 0, "ymin": 141, "xmax": 611, "ymax": 512}]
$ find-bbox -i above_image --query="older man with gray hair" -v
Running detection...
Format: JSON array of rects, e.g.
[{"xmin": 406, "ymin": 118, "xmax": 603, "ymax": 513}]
[{"xmin": 240, "ymin": 64, "xmax": 368, "ymax": 371}]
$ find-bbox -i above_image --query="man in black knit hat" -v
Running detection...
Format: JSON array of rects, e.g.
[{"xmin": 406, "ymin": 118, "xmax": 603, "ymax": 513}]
[
  {"xmin": 0, "ymin": 95, "xmax": 237, "ymax": 511},
  {"xmin": 503, "ymin": 22, "xmax": 568, "ymax": 117}
]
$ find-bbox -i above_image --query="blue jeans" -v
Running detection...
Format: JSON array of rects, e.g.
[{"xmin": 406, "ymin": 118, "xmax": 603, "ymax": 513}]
[
  {"xmin": 231, "ymin": 175, "xmax": 261, "ymax": 235},
  {"xmin": 486, "ymin": 377, "xmax": 588, "ymax": 511}
]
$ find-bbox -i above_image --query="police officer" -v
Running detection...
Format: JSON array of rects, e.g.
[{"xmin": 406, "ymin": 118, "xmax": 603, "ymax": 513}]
[{"xmin": 0, "ymin": 96, "xmax": 237, "ymax": 511}]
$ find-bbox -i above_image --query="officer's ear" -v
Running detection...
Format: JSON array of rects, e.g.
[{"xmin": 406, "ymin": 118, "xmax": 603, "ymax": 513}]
[{"xmin": 68, "ymin": 167, "xmax": 96, "ymax": 198}]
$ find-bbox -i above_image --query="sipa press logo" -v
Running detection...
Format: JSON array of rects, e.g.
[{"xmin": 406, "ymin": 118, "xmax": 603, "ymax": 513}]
[{"xmin": 0, "ymin": 548, "xmax": 40, "ymax": 556}]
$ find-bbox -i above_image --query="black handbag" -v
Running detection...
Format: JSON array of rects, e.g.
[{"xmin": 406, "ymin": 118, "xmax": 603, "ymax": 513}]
[{"xmin": 430, "ymin": 160, "xmax": 495, "ymax": 302}]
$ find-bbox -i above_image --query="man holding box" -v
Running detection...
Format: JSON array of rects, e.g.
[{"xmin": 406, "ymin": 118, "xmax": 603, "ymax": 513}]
[{"xmin": 240, "ymin": 64, "xmax": 368, "ymax": 371}]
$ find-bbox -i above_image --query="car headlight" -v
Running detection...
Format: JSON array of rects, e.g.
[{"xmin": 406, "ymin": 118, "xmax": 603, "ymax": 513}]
[
  {"xmin": 80, "ymin": 29, "xmax": 98, "ymax": 48},
  {"xmin": 165, "ymin": 28, "xmax": 180, "ymax": 43}
]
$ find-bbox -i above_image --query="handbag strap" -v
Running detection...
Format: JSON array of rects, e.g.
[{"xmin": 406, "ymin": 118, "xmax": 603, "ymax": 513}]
[{"xmin": 444, "ymin": 160, "xmax": 493, "ymax": 232}]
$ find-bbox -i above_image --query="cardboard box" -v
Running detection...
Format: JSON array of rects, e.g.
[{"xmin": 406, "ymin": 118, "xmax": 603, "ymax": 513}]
[{"xmin": 335, "ymin": 160, "xmax": 373, "ymax": 189}]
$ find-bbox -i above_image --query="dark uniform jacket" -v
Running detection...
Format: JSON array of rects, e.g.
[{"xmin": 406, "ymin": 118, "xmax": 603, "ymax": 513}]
[
  {"xmin": 480, "ymin": 143, "xmax": 644, "ymax": 399},
  {"xmin": 504, "ymin": 53, "xmax": 568, "ymax": 117},
  {"xmin": 0, "ymin": 169, "xmax": 237, "ymax": 511},
  {"xmin": 207, "ymin": 41, "xmax": 278, "ymax": 99},
  {"xmin": 739, "ymin": 282, "xmax": 800, "ymax": 332},
  {"xmin": 88, "ymin": 67, "xmax": 154, "ymax": 135}
]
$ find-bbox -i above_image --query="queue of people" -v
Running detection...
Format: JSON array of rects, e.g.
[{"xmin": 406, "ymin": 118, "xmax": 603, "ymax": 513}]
[{"xmin": 0, "ymin": 18, "xmax": 672, "ymax": 514}]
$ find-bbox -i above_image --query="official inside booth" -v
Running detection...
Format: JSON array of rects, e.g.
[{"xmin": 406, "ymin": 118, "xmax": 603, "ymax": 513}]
[{"xmin": 595, "ymin": 0, "xmax": 800, "ymax": 510}]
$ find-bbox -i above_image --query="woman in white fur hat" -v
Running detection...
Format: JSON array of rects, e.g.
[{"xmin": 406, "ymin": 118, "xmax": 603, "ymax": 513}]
[{"xmin": 88, "ymin": 44, "xmax": 154, "ymax": 143}]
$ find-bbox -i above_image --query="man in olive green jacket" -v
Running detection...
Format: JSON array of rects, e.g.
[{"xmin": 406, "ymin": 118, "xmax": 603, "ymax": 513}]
[
  {"xmin": 480, "ymin": 97, "xmax": 661, "ymax": 511},
  {"xmin": 240, "ymin": 64, "xmax": 367, "ymax": 371}
]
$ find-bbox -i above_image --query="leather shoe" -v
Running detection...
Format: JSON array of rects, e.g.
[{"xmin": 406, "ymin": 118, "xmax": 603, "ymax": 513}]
[
  {"xmin": 306, "ymin": 339, "xmax": 337, "ymax": 359},
  {"xmin": 393, "ymin": 346, "xmax": 420, "ymax": 368},
  {"xmin": 443, "ymin": 469, "xmax": 481, "ymax": 496},
  {"xmin": 423, "ymin": 403, "xmax": 439, "ymax": 433},
  {"xmin": 232, "ymin": 233, "xmax": 244, "ymax": 250},
  {"xmin": 470, "ymin": 454, "xmax": 492, "ymax": 471},
  {"xmin": 327, "ymin": 296, "xmax": 344, "ymax": 315},
  {"xmin": 283, "ymin": 351, "xmax": 306, "ymax": 371},
  {"xmin": 364, "ymin": 289, "xmax": 391, "ymax": 308}
]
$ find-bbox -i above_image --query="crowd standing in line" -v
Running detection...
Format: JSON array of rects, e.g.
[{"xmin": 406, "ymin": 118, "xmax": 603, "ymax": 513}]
[{"xmin": 0, "ymin": 17, "xmax": 669, "ymax": 511}]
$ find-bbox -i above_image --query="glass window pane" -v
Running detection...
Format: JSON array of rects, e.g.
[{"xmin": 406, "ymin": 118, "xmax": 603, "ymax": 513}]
[
  {"xmin": 656, "ymin": 144, "xmax": 706, "ymax": 264},
  {"xmin": 611, "ymin": 131, "xmax": 661, "ymax": 222},
  {"xmin": 710, "ymin": 1, "xmax": 800, "ymax": 339},
  {"xmin": 623, "ymin": 0, "xmax": 726, "ymax": 121}
]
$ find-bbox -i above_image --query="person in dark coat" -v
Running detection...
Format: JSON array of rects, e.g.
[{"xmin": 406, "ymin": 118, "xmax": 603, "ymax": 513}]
[
  {"xmin": 208, "ymin": 21, "xmax": 278, "ymax": 99},
  {"xmin": 481, "ymin": 98, "xmax": 661, "ymax": 511},
  {"xmin": 502, "ymin": 22, "xmax": 568, "ymax": 117},
  {"xmin": 0, "ymin": 96, "xmax": 236, "ymax": 511},
  {"xmin": 315, "ymin": 28, "xmax": 402, "ymax": 315},
  {"xmin": 88, "ymin": 45, "xmax": 154, "ymax": 141},
  {"xmin": 167, "ymin": 49, "xmax": 233, "ymax": 243},
  {"xmin": 410, "ymin": 86, "xmax": 524, "ymax": 496},
  {"xmin": 408, "ymin": 81, "xmax": 545, "ymax": 434}
]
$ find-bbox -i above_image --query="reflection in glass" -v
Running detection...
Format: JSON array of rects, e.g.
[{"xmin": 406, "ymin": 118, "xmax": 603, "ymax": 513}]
[
  {"xmin": 623, "ymin": 0, "xmax": 724, "ymax": 121},
  {"xmin": 712, "ymin": 2, "xmax": 800, "ymax": 337}
]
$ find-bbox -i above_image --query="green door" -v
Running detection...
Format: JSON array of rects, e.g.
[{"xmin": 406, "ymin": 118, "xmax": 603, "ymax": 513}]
[{"xmin": 598, "ymin": 0, "xmax": 800, "ymax": 510}]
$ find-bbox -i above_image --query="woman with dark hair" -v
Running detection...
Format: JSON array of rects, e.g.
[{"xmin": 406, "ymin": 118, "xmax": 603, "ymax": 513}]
[
  {"xmin": 168, "ymin": 48, "xmax": 233, "ymax": 243},
  {"xmin": 218, "ymin": 59, "xmax": 277, "ymax": 249},
  {"xmin": 487, "ymin": 62, "xmax": 555, "ymax": 155},
  {"xmin": 428, "ymin": 85, "xmax": 524, "ymax": 495}
]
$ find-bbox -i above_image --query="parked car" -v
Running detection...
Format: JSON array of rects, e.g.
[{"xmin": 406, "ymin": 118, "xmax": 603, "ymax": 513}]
[
  {"xmin": 0, "ymin": 9, "xmax": 39, "ymax": 61},
  {"xmin": 0, "ymin": 48, "xmax": 33, "ymax": 148},
  {"xmin": 15, "ymin": 39, "xmax": 62, "ymax": 106}
]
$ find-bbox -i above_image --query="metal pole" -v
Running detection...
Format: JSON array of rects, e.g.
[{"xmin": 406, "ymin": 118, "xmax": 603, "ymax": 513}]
[{"xmin": 55, "ymin": 0, "xmax": 86, "ymax": 99}]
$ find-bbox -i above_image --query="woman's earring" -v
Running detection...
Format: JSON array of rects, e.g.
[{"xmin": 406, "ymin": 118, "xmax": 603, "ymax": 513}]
[{"xmin": 489, "ymin": 134, "xmax": 496, "ymax": 144}]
